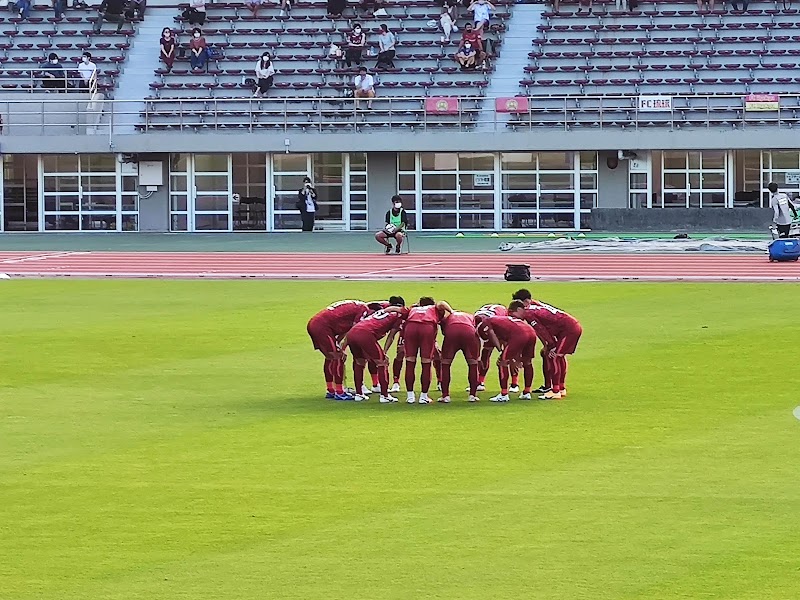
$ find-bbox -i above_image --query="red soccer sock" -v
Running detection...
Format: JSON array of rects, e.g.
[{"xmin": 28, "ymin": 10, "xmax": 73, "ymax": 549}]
[
  {"xmin": 440, "ymin": 362, "xmax": 451, "ymax": 397},
  {"xmin": 542, "ymin": 355, "xmax": 552, "ymax": 389},
  {"xmin": 523, "ymin": 362, "xmax": 534, "ymax": 393},
  {"xmin": 433, "ymin": 358, "xmax": 442, "ymax": 386},
  {"xmin": 333, "ymin": 359, "xmax": 345, "ymax": 394},
  {"xmin": 392, "ymin": 356, "xmax": 404, "ymax": 382},
  {"xmin": 353, "ymin": 362, "xmax": 365, "ymax": 395},
  {"xmin": 467, "ymin": 362, "xmax": 479, "ymax": 396},
  {"xmin": 378, "ymin": 365, "xmax": 389, "ymax": 396},
  {"xmin": 420, "ymin": 362, "xmax": 432, "ymax": 393},
  {"xmin": 550, "ymin": 358, "xmax": 563, "ymax": 393},
  {"xmin": 404, "ymin": 360, "xmax": 417, "ymax": 392},
  {"xmin": 499, "ymin": 365, "xmax": 509, "ymax": 395},
  {"xmin": 558, "ymin": 356, "xmax": 568, "ymax": 391},
  {"xmin": 510, "ymin": 371, "xmax": 519, "ymax": 386},
  {"xmin": 324, "ymin": 358, "xmax": 334, "ymax": 393},
  {"xmin": 370, "ymin": 372, "xmax": 379, "ymax": 386}
]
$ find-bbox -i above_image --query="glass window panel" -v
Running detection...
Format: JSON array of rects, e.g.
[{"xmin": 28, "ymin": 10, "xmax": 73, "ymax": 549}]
[
  {"xmin": 630, "ymin": 173, "xmax": 648, "ymax": 189},
  {"xmin": 663, "ymin": 151, "xmax": 686, "ymax": 170},
  {"xmin": 538, "ymin": 152, "xmax": 573, "ymax": 170},
  {"xmin": 350, "ymin": 174, "xmax": 367, "ymax": 192},
  {"xmin": 170, "ymin": 176, "xmax": 188, "ymax": 192},
  {"xmin": 702, "ymin": 151, "xmax": 725, "ymax": 170},
  {"xmin": 502, "ymin": 174, "xmax": 537, "ymax": 191},
  {"xmin": 770, "ymin": 151, "xmax": 799, "ymax": 170},
  {"xmin": 688, "ymin": 151, "xmax": 701, "ymax": 169},
  {"xmin": 82, "ymin": 195, "xmax": 116, "ymax": 211},
  {"xmin": 421, "ymin": 193, "xmax": 457, "ymax": 210},
  {"xmin": 580, "ymin": 174, "xmax": 597, "ymax": 189},
  {"xmin": 703, "ymin": 192, "xmax": 725, "ymax": 207},
  {"xmin": 273, "ymin": 154, "xmax": 308, "ymax": 173},
  {"xmin": 689, "ymin": 173, "xmax": 701, "ymax": 189},
  {"xmin": 421, "ymin": 153, "xmax": 457, "ymax": 171},
  {"xmin": 273, "ymin": 213, "xmax": 303, "ymax": 230},
  {"xmin": 422, "ymin": 212, "xmax": 457, "ymax": 229},
  {"xmin": 45, "ymin": 214, "xmax": 79, "ymax": 230},
  {"xmin": 459, "ymin": 173, "xmax": 494, "ymax": 191},
  {"xmin": 502, "ymin": 212, "xmax": 538, "ymax": 228},
  {"xmin": 195, "ymin": 214, "xmax": 229, "ymax": 230},
  {"xmin": 500, "ymin": 152, "xmax": 535, "ymax": 171},
  {"xmin": 459, "ymin": 194, "xmax": 494, "ymax": 210},
  {"xmin": 689, "ymin": 192, "xmax": 701, "ymax": 208},
  {"xmin": 580, "ymin": 151, "xmax": 597, "ymax": 170},
  {"xmin": 43, "ymin": 154, "xmax": 79, "ymax": 173},
  {"xmin": 539, "ymin": 212, "xmax": 575, "ymax": 229},
  {"xmin": 664, "ymin": 173, "xmax": 686, "ymax": 190},
  {"xmin": 349, "ymin": 152, "xmax": 367, "ymax": 170},
  {"xmin": 81, "ymin": 214, "xmax": 116, "ymax": 230},
  {"xmin": 580, "ymin": 193, "xmax": 596, "ymax": 209},
  {"xmin": 398, "ymin": 153, "xmax": 415, "ymax": 172},
  {"xmin": 81, "ymin": 176, "xmax": 117, "ymax": 192},
  {"xmin": 397, "ymin": 194, "xmax": 417, "ymax": 210},
  {"xmin": 274, "ymin": 194, "xmax": 299, "ymax": 211},
  {"xmin": 458, "ymin": 153, "xmax": 494, "ymax": 171},
  {"xmin": 169, "ymin": 154, "xmax": 189, "ymax": 172},
  {"xmin": 399, "ymin": 174, "xmax": 416, "ymax": 191},
  {"xmin": 315, "ymin": 204, "xmax": 343, "ymax": 220},
  {"xmin": 349, "ymin": 195, "xmax": 367, "ymax": 211},
  {"xmin": 82, "ymin": 154, "xmax": 116, "ymax": 173},
  {"xmin": 247, "ymin": 167, "xmax": 267, "ymax": 184},
  {"xmin": 122, "ymin": 177, "xmax": 139, "ymax": 193},
  {"xmin": 539, "ymin": 192, "xmax": 573, "ymax": 209},
  {"xmin": 194, "ymin": 154, "xmax": 228, "ymax": 173},
  {"xmin": 663, "ymin": 192, "xmax": 686, "ymax": 208},
  {"xmin": 44, "ymin": 194, "xmax": 79, "ymax": 211},
  {"xmin": 539, "ymin": 173, "xmax": 573, "ymax": 190},
  {"xmin": 502, "ymin": 193, "xmax": 536, "ymax": 209},
  {"xmin": 195, "ymin": 195, "xmax": 230, "ymax": 212},
  {"xmin": 274, "ymin": 174, "xmax": 305, "ymax": 192},
  {"xmin": 315, "ymin": 186, "xmax": 343, "ymax": 203},
  {"xmin": 630, "ymin": 192, "xmax": 648, "ymax": 209},
  {"xmin": 421, "ymin": 173, "xmax": 457, "ymax": 190},
  {"xmin": 312, "ymin": 153, "xmax": 343, "ymax": 184},
  {"xmin": 122, "ymin": 215, "xmax": 138, "ymax": 232},
  {"xmin": 170, "ymin": 195, "xmax": 188, "ymax": 211},
  {"xmin": 171, "ymin": 214, "xmax": 188, "ymax": 231},
  {"xmin": 701, "ymin": 173, "xmax": 724, "ymax": 189},
  {"xmin": 195, "ymin": 175, "xmax": 229, "ymax": 192},
  {"xmin": 121, "ymin": 195, "xmax": 138, "ymax": 211},
  {"xmin": 44, "ymin": 176, "xmax": 78, "ymax": 192},
  {"xmin": 458, "ymin": 213, "xmax": 494, "ymax": 229}
]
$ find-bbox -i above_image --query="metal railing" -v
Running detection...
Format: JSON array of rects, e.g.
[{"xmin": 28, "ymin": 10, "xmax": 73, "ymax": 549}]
[
  {"xmin": 1, "ymin": 93, "xmax": 800, "ymax": 135},
  {"xmin": 0, "ymin": 69, "xmax": 100, "ymax": 94}
]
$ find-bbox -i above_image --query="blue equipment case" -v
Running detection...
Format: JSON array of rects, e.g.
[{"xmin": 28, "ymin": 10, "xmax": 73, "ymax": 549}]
[{"xmin": 768, "ymin": 238, "xmax": 800, "ymax": 262}]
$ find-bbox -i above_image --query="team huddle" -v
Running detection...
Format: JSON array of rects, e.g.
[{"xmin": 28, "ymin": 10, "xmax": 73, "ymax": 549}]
[{"xmin": 306, "ymin": 289, "xmax": 583, "ymax": 404}]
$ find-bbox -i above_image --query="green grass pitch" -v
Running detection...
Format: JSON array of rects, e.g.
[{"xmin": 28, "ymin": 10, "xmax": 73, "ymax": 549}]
[{"xmin": 1, "ymin": 280, "xmax": 799, "ymax": 600}]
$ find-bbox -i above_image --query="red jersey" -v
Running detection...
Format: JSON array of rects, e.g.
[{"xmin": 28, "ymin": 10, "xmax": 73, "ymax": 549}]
[
  {"xmin": 407, "ymin": 304, "xmax": 443, "ymax": 325},
  {"xmin": 315, "ymin": 300, "xmax": 369, "ymax": 335},
  {"xmin": 350, "ymin": 307, "xmax": 408, "ymax": 339},
  {"xmin": 475, "ymin": 303, "xmax": 507, "ymax": 321},
  {"xmin": 481, "ymin": 315, "xmax": 534, "ymax": 344},
  {"xmin": 520, "ymin": 303, "xmax": 580, "ymax": 336},
  {"xmin": 441, "ymin": 310, "xmax": 475, "ymax": 334}
]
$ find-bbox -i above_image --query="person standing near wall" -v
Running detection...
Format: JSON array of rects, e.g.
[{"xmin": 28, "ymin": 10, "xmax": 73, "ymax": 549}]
[
  {"xmin": 296, "ymin": 176, "xmax": 318, "ymax": 232},
  {"xmin": 768, "ymin": 182, "xmax": 798, "ymax": 238}
]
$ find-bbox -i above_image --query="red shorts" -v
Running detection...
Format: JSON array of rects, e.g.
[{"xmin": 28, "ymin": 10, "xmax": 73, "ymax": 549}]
[
  {"xmin": 555, "ymin": 323, "xmax": 582, "ymax": 355},
  {"xmin": 307, "ymin": 318, "xmax": 337, "ymax": 355},
  {"xmin": 442, "ymin": 324, "xmax": 480, "ymax": 362},
  {"xmin": 403, "ymin": 321, "xmax": 438, "ymax": 360},
  {"xmin": 346, "ymin": 329, "xmax": 385, "ymax": 363},
  {"xmin": 501, "ymin": 330, "xmax": 536, "ymax": 363}
]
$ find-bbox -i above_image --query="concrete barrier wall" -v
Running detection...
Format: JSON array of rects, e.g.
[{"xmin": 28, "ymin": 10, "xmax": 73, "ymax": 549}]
[
  {"xmin": 586, "ymin": 208, "xmax": 773, "ymax": 232},
  {"xmin": 0, "ymin": 93, "xmax": 103, "ymax": 136}
]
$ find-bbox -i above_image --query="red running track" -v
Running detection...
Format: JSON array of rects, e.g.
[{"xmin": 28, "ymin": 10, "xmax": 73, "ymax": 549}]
[{"xmin": 0, "ymin": 251, "xmax": 798, "ymax": 281}]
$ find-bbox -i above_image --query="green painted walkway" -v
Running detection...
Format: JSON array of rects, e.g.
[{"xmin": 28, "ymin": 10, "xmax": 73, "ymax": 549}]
[{"xmin": 0, "ymin": 231, "xmax": 770, "ymax": 253}]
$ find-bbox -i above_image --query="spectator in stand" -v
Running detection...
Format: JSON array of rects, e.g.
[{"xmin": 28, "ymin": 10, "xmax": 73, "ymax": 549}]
[
  {"xmin": 375, "ymin": 23, "xmax": 396, "ymax": 69},
  {"xmin": 160, "ymin": 27, "xmax": 176, "ymax": 72},
  {"xmin": 439, "ymin": 6, "xmax": 456, "ymax": 43},
  {"xmin": 360, "ymin": 0, "xmax": 384, "ymax": 16},
  {"xmin": 125, "ymin": 0, "xmax": 146, "ymax": 20},
  {"xmin": 187, "ymin": 0, "xmax": 206, "ymax": 26},
  {"xmin": 457, "ymin": 23, "xmax": 484, "ymax": 67},
  {"xmin": 77, "ymin": 51, "xmax": 97, "ymax": 90},
  {"xmin": 41, "ymin": 53, "xmax": 68, "ymax": 91},
  {"xmin": 280, "ymin": 0, "xmax": 292, "ymax": 16},
  {"xmin": 15, "ymin": 0, "xmax": 32, "ymax": 20},
  {"xmin": 483, "ymin": 23, "xmax": 501, "ymax": 56},
  {"xmin": 253, "ymin": 52, "xmax": 275, "ymax": 97},
  {"xmin": 578, "ymin": 0, "xmax": 593, "ymax": 13},
  {"xmin": 189, "ymin": 27, "xmax": 208, "ymax": 71},
  {"xmin": 52, "ymin": 0, "xmax": 65, "ymax": 19},
  {"xmin": 345, "ymin": 23, "xmax": 367, "ymax": 67},
  {"xmin": 245, "ymin": 0, "xmax": 268, "ymax": 17},
  {"xmin": 440, "ymin": 0, "xmax": 458, "ymax": 18},
  {"xmin": 697, "ymin": 0, "xmax": 714, "ymax": 10},
  {"xmin": 353, "ymin": 66, "xmax": 375, "ymax": 109},
  {"xmin": 328, "ymin": 0, "xmax": 346, "ymax": 18},
  {"xmin": 93, "ymin": 0, "xmax": 127, "ymax": 33},
  {"xmin": 468, "ymin": 0, "xmax": 493, "ymax": 35},
  {"xmin": 728, "ymin": 0, "xmax": 747, "ymax": 10}
]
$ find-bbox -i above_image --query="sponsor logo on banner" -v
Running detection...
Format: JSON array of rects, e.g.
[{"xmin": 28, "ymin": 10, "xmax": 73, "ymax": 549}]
[
  {"xmin": 638, "ymin": 96, "xmax": 672, "ymax": 111},
  {"xmin": 425, "ymin": 96, "xmax": 459, "ymax": 115},
  {"xmin": 495, "ymin": 97, "xmax": 529, "ymax": 114},
  {"xmin": 785, "ymin": 171, "xmax": 800, "ymax": 185},
  {"xmin": 744, "ymin": 94, "xmax": 780, "ymax": 111}
]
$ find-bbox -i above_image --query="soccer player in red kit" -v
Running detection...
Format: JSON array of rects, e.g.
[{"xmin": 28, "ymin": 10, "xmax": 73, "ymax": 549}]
[
  {"xmin": 403, "ymin": 297, "xmax": 451, "ymax": 404},
  {"xmin": 438, "ymin": 309, "xmax": 481, "ymax": 404},
  {"xmin": 476, "ymin": 303, "xmax": 537, "ymax": 403},
  {"xmin": 510, "ymin": 296, "xmax": 582, "ymax": 400},
  {"xmin": 307, "ymin": 299, "xmax": 372, "ymax": 400},
  {"xmin": 473, "ymin": 304, "xmax": 520, "ymax": 393},
  {"xmin": 340, "ymin": 301, "xmax": 408, "ymax": 403},
  {"xmin": 363, "ymin": 301, "xmax": 392, "ymax": 395}
]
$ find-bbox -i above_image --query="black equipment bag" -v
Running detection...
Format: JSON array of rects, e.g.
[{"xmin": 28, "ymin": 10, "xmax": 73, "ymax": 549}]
[{"xmin": 504, "ymin": 264, "xmax": 531, "ymax": 281}]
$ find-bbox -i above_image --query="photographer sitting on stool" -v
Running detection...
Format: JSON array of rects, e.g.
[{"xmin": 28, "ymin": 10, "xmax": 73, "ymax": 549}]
[{"xmin": 376, "ymin": 195, "xmax": 409, "ymax": 254}]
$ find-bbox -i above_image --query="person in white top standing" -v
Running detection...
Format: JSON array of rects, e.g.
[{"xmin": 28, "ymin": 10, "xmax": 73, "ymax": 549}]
[
  {"xmin": 768, "ymin": 182, "xmax": 798, "ymax": 238},
  {"xmin": 77, "ymin": 52, "xmax": 97, "ymax": 91},
  {"xmin": 353, "ymin": 66, "xmax": 375, "ymax": 110},
  {"xmin": 296, "ymin": 176, "xmax": 318, "ymax": 232},
  {"xmin": 468, "ymin": 0, "xmax": 494, "ymax": 35}
]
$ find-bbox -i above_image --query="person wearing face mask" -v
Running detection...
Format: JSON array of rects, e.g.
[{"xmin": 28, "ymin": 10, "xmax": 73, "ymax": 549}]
[
  {"xmin": 41, "ymin": 52, "xmax": 67, "ymax": 91},
  {"xmin": 77, "ymin": 52, "xmax": 97, "ymax": 91},
  {"xmin": 160, "ymin": 27, "xmax": 176, "ymax": 72},
  {"xmin": 189, "ymin": 27, "xmax": 208, "ymax": 71},
  {"xmin": 253, "ymin": 52, "xmax": 275, "ymax": 97},
  {"xmin": 296, "ymin": 177, "xmax": 318, "ymax": 232},
  {"xmin": 345, "ymin": 23, "xmax": 366, "ymax": 68},
  {"xmin": 327, "ymin": 0, "xmax": 346, "ymax": 19},
  {"xmin": 92, "ymin": 0, "xmax": 127, "ymax": 34},
  {"xmin": 456, "ymin": 23, "xmax": 483, "ymax": 69},
  {"xmin": 376, "ymin": 196, "xmax": 409, "ymax": 255}
]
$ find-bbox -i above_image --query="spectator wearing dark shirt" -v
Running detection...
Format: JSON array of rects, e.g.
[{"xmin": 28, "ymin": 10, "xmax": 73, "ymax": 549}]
[
  {"xmin": 53, "ymin": 0, "xmax": 65, "ymax": 19},
  {"xmin": 345, "ymin": 23, "xmax": 366, "ymax": 67},
  {"xmin": 160, "ymin": 27, "xmax": 176, "ymax": 71},
  {"xmin": 41, "ymin": 52, "xmax": 68, "ymax": 91},
  {"xmin": 92, "ymin": 0, "xmax": 127, "ymax": 33}
]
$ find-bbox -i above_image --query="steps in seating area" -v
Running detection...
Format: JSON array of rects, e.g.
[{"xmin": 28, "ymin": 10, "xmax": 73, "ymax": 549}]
[
  {"xmin": 0, "ymin": 3, "xmax": 138, "ymax": 95},
  {"xmin": 141, "ymin": 0, "xmax": 513, "ymax": 131}
]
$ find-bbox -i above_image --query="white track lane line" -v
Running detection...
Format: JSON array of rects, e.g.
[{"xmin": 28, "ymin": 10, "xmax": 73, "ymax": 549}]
[
  {"xmin": 0, "ymin": 251, "xmax": 90, "ymax": 264},
  {"xmin": 356, "ymin": 261, "xmax": 444, "ymax": 276}
]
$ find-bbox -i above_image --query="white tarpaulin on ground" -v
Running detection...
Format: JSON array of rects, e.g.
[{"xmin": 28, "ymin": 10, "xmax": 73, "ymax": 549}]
[{"xmin": 499, "ymin": 237, "xmax": 769, "ymax": 253}]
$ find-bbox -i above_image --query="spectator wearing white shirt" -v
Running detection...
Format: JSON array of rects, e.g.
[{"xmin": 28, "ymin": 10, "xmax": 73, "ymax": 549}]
[
  {"xmin": 375, "ymin": 24, "xmax": 396, "ymax": 69},
  {"xmin": 353, "ymin": 66, "xmax": 375, "ymax": 109},
  {"xmin": 77, "ymin": 51, "xmax": 97, "ymax": 91},
  {"xmin": 768, "ymin": 182, "xmax": 799, "ymax": 238},
  {"xmin": 253, "ymin": 52, "xmax": 275, "ymax": 97},
  {"xmin": 468, "ymin": 0, "xmax": 494, "ymax": 34}
]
